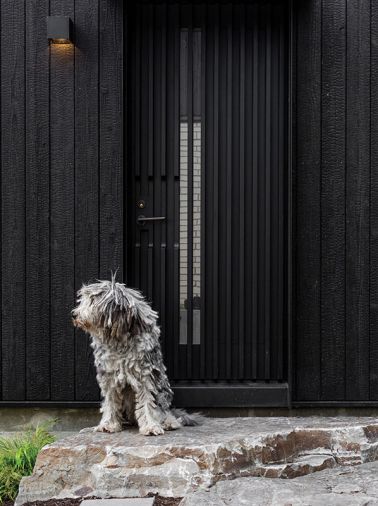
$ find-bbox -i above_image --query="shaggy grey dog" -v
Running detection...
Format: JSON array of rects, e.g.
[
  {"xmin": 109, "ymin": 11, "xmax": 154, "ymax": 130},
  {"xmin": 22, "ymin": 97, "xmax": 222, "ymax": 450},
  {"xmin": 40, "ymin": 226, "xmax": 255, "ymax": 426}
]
[{"xmin": 72, "ymin": 277, "xmax": 201, "ymax": 435}]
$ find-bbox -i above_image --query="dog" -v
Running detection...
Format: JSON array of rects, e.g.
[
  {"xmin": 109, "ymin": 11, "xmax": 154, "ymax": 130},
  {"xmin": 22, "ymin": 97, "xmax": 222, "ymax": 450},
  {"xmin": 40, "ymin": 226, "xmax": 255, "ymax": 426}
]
[{"xmin": 71, "ymin": 276, "xmax": 202, "ymax": 435}]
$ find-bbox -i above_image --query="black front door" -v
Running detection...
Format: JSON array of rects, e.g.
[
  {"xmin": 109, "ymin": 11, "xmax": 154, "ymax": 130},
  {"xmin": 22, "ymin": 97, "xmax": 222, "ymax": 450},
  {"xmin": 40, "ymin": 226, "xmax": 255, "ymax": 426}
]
[{"xmin": 127, "ymin": 1, "xmax": 289, "ymax": 405}]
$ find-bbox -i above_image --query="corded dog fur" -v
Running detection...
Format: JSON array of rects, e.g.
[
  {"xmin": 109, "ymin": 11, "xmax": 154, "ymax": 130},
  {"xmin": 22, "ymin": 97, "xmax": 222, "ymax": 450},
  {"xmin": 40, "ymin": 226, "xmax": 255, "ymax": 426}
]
[{"xmin": 72, "ymin": 276, "xmax": 202, "ymax": 435}]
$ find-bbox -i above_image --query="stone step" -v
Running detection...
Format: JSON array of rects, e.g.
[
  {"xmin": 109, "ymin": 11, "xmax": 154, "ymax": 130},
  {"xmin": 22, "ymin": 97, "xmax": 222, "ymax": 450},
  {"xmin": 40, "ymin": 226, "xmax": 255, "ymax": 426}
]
[
  {"xmin": 15, "ymin": 417, "xmax": 378, "ymax": 505},
  {"xmin": 180, "ymin": 460, "xmax": 378, "ymax": 506}
]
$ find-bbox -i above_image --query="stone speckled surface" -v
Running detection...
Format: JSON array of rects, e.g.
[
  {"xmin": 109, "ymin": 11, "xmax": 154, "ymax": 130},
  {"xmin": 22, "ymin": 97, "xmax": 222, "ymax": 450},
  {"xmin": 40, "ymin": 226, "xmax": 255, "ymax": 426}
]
[
  {"xmin": 180, "ymin": 460, "xmax": 378, "ymax": 505},
  {"xmin": 15, "ymin": 417, "xmax": 378, "ymax": 505}
]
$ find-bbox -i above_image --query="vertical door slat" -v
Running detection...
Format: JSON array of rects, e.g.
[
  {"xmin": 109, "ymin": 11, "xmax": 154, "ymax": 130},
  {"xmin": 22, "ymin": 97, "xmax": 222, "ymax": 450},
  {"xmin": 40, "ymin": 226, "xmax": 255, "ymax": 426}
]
[
  {"xmin": 212, "ymin": 4, "xmax": 220, "ymax": 379},
  {"xmin": 186, "ymin": 6, "xmax": 194, "ymax": 379},
  {"xmin": 252, "ymin": 2, "xmax": 259, "ymax": 379},
  {"xmin": 238, "ymin": 4, "xmax": 246, "ymax": 380},
  {"xmin": 172, "ymin": 3, "xmax": 180, "ymax": 378},
  {"xmin": 226, "ymin": 3, "xmax": 233, "ymax": 379},
  {"xmin": 264, "ymin": 3, "xmax": 272, "ymax": 379},
  {"xmin": 200, "ymin": 4, "xmax": 207, "ymax": 378}
]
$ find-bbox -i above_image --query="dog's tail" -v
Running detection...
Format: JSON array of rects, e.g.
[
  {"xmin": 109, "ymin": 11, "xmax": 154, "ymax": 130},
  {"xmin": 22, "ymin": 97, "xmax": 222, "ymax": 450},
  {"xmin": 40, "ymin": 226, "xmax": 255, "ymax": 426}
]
[{"xmin": 172, "ymin": 409, "xmax": 204, "ymax": 427}]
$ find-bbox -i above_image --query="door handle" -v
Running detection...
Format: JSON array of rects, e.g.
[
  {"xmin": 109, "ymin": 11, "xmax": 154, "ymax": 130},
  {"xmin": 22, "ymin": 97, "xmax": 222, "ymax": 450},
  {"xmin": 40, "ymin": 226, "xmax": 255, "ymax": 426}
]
[{"xmin": 137, "ymin": 215, "xmax": 166, "ymax": 226}]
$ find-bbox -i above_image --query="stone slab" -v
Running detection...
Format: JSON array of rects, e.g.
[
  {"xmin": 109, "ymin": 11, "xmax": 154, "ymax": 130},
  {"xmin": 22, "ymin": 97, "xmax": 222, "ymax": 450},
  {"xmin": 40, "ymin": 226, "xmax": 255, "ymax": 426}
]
[
  {"xmin": 82, "ymin": 499, "xmax": 154, "ymax": 506},
  {"xmin": 15, "ymin": 417, "xmax": 378, "ymax": 505},
  {"xmin": 180, "ymin": 460, "xmax": 378, "ymax": 505}
]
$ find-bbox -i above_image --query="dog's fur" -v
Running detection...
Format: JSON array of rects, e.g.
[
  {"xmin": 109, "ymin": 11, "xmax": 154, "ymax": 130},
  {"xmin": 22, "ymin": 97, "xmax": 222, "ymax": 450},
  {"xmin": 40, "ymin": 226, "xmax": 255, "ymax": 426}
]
[{"xmin": 72, "ymin": 277, "xmax": 201, "ymax": 435}]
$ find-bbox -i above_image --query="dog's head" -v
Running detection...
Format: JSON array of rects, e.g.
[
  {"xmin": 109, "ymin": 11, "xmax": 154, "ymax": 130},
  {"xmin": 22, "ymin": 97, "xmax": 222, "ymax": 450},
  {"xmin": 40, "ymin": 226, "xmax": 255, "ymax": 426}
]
[{"xmin": 71, "ymin": 276, "xmax": 158, "ymax": 339}]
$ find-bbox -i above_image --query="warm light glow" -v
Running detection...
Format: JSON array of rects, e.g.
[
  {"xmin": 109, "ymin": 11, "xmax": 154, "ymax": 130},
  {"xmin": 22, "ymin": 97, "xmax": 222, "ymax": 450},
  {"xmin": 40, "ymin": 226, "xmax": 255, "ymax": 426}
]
[{"xmin": 50, "ymin": 38, "xmax": 71, "ymax": 45}]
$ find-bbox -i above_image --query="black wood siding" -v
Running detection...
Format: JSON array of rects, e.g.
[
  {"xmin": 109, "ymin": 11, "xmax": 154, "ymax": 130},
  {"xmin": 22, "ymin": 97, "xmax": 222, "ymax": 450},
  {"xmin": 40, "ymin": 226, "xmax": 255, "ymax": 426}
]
[
  {"xmin": 0, "ymin": 0, "xmax": 377, "ymax": 405},
  {"xmin": 0, "ymin": 0, "xmax": 123, "ymax": 402},
  {"xmin": 294, "ymin": 0, "xmax": 378, "ymax": 403}
]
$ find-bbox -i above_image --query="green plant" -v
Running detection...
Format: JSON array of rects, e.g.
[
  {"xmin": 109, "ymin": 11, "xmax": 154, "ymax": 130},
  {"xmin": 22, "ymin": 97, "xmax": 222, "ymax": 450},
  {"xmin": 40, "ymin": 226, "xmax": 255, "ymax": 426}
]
[{"xmin": 0, "ymin": 422, "xmax": 56, "ymax": 502}]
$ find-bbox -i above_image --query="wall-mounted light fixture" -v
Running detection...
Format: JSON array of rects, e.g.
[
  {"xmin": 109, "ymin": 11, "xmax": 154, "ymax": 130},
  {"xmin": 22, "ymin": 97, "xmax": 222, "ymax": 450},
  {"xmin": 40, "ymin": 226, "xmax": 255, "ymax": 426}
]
[{"xmin": 47, "ymin": 16, "xmax": 73, "ymax": 44}]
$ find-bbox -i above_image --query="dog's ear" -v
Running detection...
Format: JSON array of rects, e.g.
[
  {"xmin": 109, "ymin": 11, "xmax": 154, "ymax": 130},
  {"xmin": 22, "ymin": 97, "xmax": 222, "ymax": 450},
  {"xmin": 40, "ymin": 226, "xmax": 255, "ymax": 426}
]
[
  {"xmin": 96, "ymin": 282, "xmax": 158, "ymax": 338},
  {"xmin": 130, "ymin": 300, "xmax": 158, "ymax": 334},
  {"xmin": 117, "ymin": 286, "xmax": 158, "ymax": 335}
]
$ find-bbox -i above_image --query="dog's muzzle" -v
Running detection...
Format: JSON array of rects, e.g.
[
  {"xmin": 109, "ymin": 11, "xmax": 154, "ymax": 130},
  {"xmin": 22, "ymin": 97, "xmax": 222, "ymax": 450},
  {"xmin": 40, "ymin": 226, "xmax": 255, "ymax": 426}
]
[{"xmin": 71, "ymin": 313, "xmax": 89, "ymax": 331}]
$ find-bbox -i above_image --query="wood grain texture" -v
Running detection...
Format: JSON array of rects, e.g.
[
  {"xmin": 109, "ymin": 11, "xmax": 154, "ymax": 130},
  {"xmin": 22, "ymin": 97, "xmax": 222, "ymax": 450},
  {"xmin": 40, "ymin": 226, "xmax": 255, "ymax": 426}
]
[
  {"xmin": 370, "ymin": 0, "xmax": 378, "ymax": 400},
  {"xmin": 294, "ymin": 0, "xmax": 376, "ymax": 402},
  {"xmin": 345, "ymin": 0, "xmax": 370, "ymax": 400},
  {"xmin": 74, "ymin": 0, "xmax": 100, "ymax": 401},
  {"xmin": 320, "ymin": 0, "xmax": 346, "ymax": 401},
  {"xmin": 49, "ymin": 0, "xmax": 75, "ymax": 401},
  {"xmin": 294, "ymin": 0, "xmax": 322, "ymax": 400},
  {"xmin": 99, "ymin": 0, "xmax": 123, "ymax": 280},
  {"xmin": 25, "ymin": 0, "xmax": 50, "ymax": 400},
  {"xmin": 0, "ymin": 0, "xmax": 124, "ymax": 403},
  {"xmin": 1, "ymin": 0, "xmax": 26, "ymax": 400}
]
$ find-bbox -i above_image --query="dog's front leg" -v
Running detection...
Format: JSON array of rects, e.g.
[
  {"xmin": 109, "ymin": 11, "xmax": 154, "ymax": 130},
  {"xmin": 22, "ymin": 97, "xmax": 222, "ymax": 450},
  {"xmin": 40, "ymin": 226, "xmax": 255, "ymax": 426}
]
[
  {"xmin": 127, "ymin": 373, "xmax": 164, "ymax": 436},
  {"xmin": 95, "ymin": 373, "xmax": 125, "ymax": 433}
]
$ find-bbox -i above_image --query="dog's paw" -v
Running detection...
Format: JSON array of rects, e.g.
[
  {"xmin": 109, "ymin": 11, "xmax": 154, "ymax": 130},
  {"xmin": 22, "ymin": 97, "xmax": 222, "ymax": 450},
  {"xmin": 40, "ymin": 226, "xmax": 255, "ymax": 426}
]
[
  {"xmin": 139, "ymin": 424, "xmax": 165, "ymax": 436},
  {"xmin": 94, "ymin": 422, "xmax": 122, "ymax": 433}
]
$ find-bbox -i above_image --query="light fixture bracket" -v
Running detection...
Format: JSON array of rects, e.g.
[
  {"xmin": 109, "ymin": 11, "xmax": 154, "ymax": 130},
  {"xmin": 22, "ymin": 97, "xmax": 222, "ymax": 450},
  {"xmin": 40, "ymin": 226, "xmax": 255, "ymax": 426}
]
[{"xmin": 47, "ymin": 16, "xmax": 73, "ymax": 44}]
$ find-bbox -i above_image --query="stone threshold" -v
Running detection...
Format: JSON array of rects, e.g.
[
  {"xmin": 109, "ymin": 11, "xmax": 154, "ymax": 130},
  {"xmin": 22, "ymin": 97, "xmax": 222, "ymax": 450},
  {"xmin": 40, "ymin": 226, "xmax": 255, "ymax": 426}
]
[{"xmin": 16, "ymin": 417, "xmax": 378, "ymax": 505}]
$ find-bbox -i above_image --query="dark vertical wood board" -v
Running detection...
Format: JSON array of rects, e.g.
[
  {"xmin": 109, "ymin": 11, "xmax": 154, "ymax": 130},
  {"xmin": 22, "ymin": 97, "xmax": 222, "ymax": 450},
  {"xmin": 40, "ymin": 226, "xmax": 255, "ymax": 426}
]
[
  {"xmin": 162, "ymin": 2, "xmax": 176, "ymax": 377},
  {"xmin": 320, "ymin": 0, "xmax": 346, "ymax": 401},
  {"xmin": 370, "ymin": 0, "xmax": 378, "ymax": 399},
  {"xmin": 199, "ymin": 4, "xmax": 207, "ymax": 378},
  {"xmin": 25, "ymin": 0, "xmax": 50, "ymax": 401},
  {"xmin": 244, "ymin": 2, "xmax": 254, "ymax": 379},
  {"xmin": 257, "ymin": 2, "xmax": 267, "ymax": 379},
  {"xmin": 269, "ymin": 4, "xmax": 279, "ymax": 380},
  {"xmin": 173, "ymin": 5, "xmax": 180, "ymax": 379},
  {"xmin": 218, "ymin": 5, "xmax": 228, "ymax": 379},
  {"xmin": 225, "ymin": 3, "xmax": 232, "ymax": 379},
  {"xmin": 212, "ymin": 3, "xmax": 220, "ymax": 379},
  {"xmin": 264, "ymin": 3, "xmax": 272, "ymax": 380},
  {"xmin": 231, "ymin": 3, "xmax": 241, "ymax": 379},
  {"xmin": 152, "ymin": 3, "xmax": 163, "ymax": 359},
  {"xmin": 186, "ymin": 9, "xmax": 194, "ymax": 379},
  {"xmin": 238, "ymin": 4, "xmax": 245, "ymax": 380},
  {"xmin": 278, "ymin": 1, "xmax": 287, "ymax": 381},
  {"xmin": 251, "ymin": 1, "xmax": 259, "ymax": 379},
  {"xmin": 345, "ymin": 0, "xmax": 370, "ymax": 400},
  {"xmin": 204, "ymin": 3, "xmax": 214, "ymax": 380},
  {"xmin": 1, "ymin": 0, "xmax": 26, "ymax": 400},
  {"xmin": 285, "ymin": 1, "xmax": 290, "ymax": 382},
  {"xmin": 49, "ymin": 0, "xmax": 75, "ymax": 400},
  {"xmin": 99, "ymin": 0, "xmax": 123, "ymax": 279},
  {"xmin": 74, "ymin": 0, "xmax": 100, "ymax": 401},
  {"xmin": 294, "ymin": 0, "xmax": 322, "ymax": 400}
]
